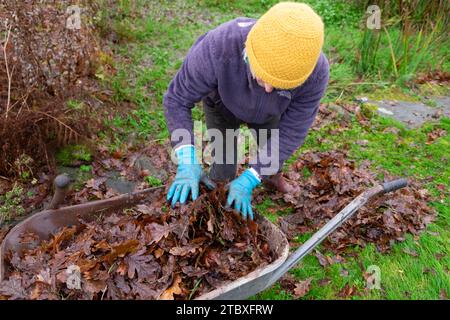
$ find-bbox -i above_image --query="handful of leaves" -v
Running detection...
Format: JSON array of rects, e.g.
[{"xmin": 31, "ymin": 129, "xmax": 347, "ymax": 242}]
[{"xmin": 0, "ymin": 186, "xmax": 274, "ymax": 300}]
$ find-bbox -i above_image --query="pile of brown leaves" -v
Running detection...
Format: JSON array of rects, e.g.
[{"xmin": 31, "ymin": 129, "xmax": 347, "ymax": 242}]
[
  {"xmin": 312, "ymin": 103, "xmax": 353, "ymax": 130},
  {"xmin": 0, "ymin": 187, "xmax": 273, "ymax": 300},
  {"xmin": 426, "ymin": 128, "xmax": 447, "ymax": 144},
  {"xmin": 279, "ymin": 151, "xmax": 436, "ymax": 252}
]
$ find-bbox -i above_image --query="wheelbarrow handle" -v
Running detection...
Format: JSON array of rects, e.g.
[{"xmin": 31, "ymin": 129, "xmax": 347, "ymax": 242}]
[
  {"xmin": 382, "ymin": 178, "xmax": 408, "ymax": 193},
  {"xmin": 266, "ymin": 178, "xmax": 408, "ymax": 288},
  {"xmin": 46, "ymin": 172, "xmax": 217, "ymax": 210},
  {"xmin": 200, "ymin": 173, "xmax": 217, "ymax": 190}
]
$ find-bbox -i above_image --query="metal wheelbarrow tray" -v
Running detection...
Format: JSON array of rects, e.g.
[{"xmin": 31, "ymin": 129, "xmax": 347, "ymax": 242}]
[{"xmin": 0, "ymin": 175, "xmax": 407, "ymax": 300}]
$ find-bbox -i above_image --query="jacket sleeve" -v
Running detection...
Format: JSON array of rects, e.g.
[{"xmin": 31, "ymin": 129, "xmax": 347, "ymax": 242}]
[
  {"xmin": 251, "ymin": 55, "xmax": 329, "ymax": 177},
  {"xmin": 163, "ymin": 32, "xmax": 218, "ymax": 146}
]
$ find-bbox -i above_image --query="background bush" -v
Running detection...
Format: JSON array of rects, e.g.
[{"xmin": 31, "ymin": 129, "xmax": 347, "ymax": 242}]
[{"xmin": 0, "ymin": 0, "xmax": 102, "ymax": 177}]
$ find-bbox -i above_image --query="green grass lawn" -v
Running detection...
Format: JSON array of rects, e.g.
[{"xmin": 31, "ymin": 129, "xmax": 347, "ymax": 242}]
[{"xmin": 95, "ymin": 0, "xmax": 449, "ymax": 299}]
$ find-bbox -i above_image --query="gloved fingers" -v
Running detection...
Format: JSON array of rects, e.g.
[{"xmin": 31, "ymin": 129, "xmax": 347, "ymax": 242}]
[
  {"xmin": 191, "ymin": 182, "xmax": 199, "ymax": 201},
  {"xmin": 247, "ymin": 203, "xmax": 254, "ymax": 220},
  {"xmin": 170, "ymin": 184, "xmax": 183, "ymax": 208},
  {"xmin": 234, "ymin": 199, "xmax": 242, "ymax": 215},
  {"xmin": 179, "ymin": 184, "xmax": 191, "ymax": 204},
  {"xmin": 167, "ymin": 181, "xmax": 178, "ymax": 201},
  {"xmin": 241, "ymin": 203, "xmax": 248, "ymax": 220},
  {"xmin": 226, "ymin": 191, "xmax": 235, "ymax": 208}
]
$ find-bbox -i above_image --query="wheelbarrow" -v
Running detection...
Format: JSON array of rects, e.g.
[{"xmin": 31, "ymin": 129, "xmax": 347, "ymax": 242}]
[{"xmin": 0, "ymin": 174, "xmax": 408, "ymax": 300}]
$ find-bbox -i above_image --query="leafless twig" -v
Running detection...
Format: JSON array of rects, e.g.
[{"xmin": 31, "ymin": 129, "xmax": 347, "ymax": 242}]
[
  {"xmin": 2, "ymin": 23, "xmax": 13, "ymax": 120},
  {"xmin": 34, "ymin": 110, "xmax": 81, "ymax": 137}
]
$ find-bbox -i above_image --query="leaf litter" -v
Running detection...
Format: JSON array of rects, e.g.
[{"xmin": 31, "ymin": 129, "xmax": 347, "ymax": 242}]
[
  {"xmin": 277, "ymin": 150, "xmax": 436, "ymax": 253},
  {"xmin": 0, "ymin": 186, "xmax": 274, "ymax": 300}
]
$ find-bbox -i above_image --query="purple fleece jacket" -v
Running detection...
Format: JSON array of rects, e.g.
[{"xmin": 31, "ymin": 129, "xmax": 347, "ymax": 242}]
[{"xmin": 163, "ymin": 17, "xmax": 329, "ymax": 176}]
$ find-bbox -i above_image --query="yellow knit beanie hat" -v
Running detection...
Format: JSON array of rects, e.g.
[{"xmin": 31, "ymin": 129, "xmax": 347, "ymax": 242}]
[{"xmin": 245, "ymin": 2, "xmax": 324, "ymax": 89}]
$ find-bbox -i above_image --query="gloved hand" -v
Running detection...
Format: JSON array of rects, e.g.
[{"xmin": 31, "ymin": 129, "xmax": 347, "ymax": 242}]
[
  {"xmin": 226, "ymin": 168, "xmax": 261, "ymax": 220},
  {"xmin": 167, "ymin": 145, "xmax": 202, "ymax": 207}
]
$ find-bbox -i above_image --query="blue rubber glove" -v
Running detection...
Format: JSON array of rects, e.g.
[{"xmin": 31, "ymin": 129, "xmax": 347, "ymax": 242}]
[
  {"xmin": 167, "ymin": 145, "xmax": 202, "ymax": 208},
  {"xmin": 226, "ymin": 169, "xmax": 261, "ymax": 220}
]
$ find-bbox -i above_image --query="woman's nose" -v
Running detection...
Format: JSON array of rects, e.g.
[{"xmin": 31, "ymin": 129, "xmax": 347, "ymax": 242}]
[{"xmin": 264, "ymin": 83, "xmax": 274, "ymax": 93}]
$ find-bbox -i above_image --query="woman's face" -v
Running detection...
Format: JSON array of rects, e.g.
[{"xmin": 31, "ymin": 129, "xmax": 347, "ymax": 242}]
[
  {"xmin": 254, "ymin": 76, "xmax": 274, "ymax": 93},
  {"xmin": 245, "ymin": 49, "xmax": 274, "ymax": 93}
]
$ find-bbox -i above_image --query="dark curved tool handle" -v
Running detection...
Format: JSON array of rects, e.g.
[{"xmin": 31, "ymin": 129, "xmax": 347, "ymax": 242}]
[
  {"xmin": 48, "ymin": 174, "xmax": 72, "ymax": 209},
  {"xmin": 200, "ymin": 173, "xmax": 217, "ymax": 190},
  {"xmin": 382, "ymin": 178, "xmax": 408, "ymax": 193}
]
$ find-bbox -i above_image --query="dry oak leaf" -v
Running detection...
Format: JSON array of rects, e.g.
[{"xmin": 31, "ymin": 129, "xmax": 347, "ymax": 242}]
[
  {"xmin": 146, "ymin": 223, "xmax": 171, "ymax": 244},
  {"xmin": 293, "ymin": 278, "xmax": 313, "ymax": 298},
  {"xmin": 125, "ymin": 249, "xmax": 160, "ymax": 279},
  {"xmin": 159, "ymin": 274, "xmax": 183, "ymax": 300},
  {"xmin": 169, "ymin": 244, "xmax": 199, "ymax": 257},
  {"xmin": 338, "ymin": 283, "xmax": 358, "ymax": 298},
  {"xmin": 48, "ymin": 226, "xmax": 77, "ymax": 253},
  {"xmin": 104, "ymin": 240, "xmax": 139, "ymax": 264},
  {"xmin": 154, "ymin": 248, "xmax": 165, "ymax": 259},
  {"xmin": 0, "ymin": 277, "xmax": 27, "ymax": 300}
]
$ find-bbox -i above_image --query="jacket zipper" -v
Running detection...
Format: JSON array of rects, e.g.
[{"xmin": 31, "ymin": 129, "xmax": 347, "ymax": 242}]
[{"xmin": 253, "ymin": 92, "xmax": 264, "ymax": 123}]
